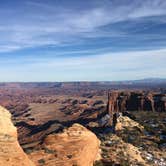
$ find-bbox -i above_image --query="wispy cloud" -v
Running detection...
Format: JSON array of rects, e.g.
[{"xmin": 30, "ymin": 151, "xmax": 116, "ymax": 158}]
[
  {"xmin": 0, "ymin": 48, "xmax": 165, "ymax": 81},
  {"xmin": 0, "ymin": 0, "xmax": 166, "ymax": 81},
  {"xmin": 0, "ymin": 0, "xmax": 166, "ymax": 52}
]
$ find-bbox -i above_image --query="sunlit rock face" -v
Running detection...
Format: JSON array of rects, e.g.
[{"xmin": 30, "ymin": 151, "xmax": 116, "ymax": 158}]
[
  {"xmin": 115, "ymin": 115, "xmax": 144, "ymax": 131},
  {"xmin": 0, "ymin": 106, "xmax": 35, "ymax": 166},
  {"xmin": 29, "ymin": 123, "xmax": 101, "ymax": 166}
]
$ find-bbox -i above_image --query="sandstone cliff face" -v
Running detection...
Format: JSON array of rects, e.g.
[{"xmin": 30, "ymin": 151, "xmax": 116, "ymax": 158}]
[
  {"xmin": 0, "ymin": 106, "xmax": 35, "ymax": 166},
  {"xmin": 108, "ymin": 91, "xmax": 166, "ymax": 112},
  {"xmin": 29, "ymin": 123, "xmax": 101, "ymax": 166},
  {"xmin": 107, "ymin": 91, "xmax": 166, "ymax": 125}
]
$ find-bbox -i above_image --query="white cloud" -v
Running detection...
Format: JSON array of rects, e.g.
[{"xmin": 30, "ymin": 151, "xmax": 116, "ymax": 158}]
[
  {"xmin": 1, "ymin": 48, "xmax": 165, "ymax": 81},
  {"xmin": 0, "ymin": 0, "xmax": 166, "ymax": 52},
  {"xmin": 130, "ymin": 0, "xmax": 166, "ymax": 18}
]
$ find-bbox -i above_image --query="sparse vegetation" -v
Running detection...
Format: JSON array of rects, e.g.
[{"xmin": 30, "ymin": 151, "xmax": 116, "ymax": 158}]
[
  {"xmin": 38, "ymin": 158, "xmax": 45, "ymax": 165},
  {"xmin": 44, "ymin": 147, "xmax": 56, "ymax": 154},
  {"xmin": 93, "ymin": 160, "xmax": 104, "ymax": 166},
  {"xmin": 67, "ymin": 154, "xmax": 73, "ymax": 159}
]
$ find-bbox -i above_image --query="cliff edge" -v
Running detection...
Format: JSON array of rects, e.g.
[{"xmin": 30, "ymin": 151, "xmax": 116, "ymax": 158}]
[{"xmin": 0, "ymin": 106, "xmax": 35, "ymax": 166}]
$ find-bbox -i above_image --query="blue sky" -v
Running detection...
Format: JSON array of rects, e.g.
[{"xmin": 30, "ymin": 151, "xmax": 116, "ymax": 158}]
[{"xmin": 0, "ymin": 0, "xmax": 166, "ymax": 81}]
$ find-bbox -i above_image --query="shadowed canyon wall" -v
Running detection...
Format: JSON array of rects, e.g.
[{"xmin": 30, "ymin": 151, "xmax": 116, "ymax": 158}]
[{"xmin": 107, "ymin": 91, "xmax": 166, "ymax": 125}]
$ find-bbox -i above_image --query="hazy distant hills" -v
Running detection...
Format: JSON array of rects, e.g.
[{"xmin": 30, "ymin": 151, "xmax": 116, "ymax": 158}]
[
  {"xmin": 0, "ymin": 78, "xmax": 166, "ymax": 90},
  {"xmin": 131, "ymin": 78, "xmax": 166, "ymax": 83},
  {"xmin": 100, "ymin": 78, "xmax": 166, "ymax": 84}
]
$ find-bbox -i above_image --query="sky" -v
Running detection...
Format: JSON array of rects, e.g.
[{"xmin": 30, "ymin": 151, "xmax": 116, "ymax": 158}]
[{"xmin": 0, "ymin": 0, "xmax": 166, "ymax": 81}]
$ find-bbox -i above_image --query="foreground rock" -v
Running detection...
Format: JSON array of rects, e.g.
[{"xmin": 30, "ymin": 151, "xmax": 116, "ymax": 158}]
[
  {"xmin": 115, "ymin": 115, "xmax": 144, "ymax": 131},
  {"xmin": 98, "ymin": 116, "xmax": 147, "ymax": 165},
  {"xmin": 114, "ymin": 115, "xmax": 166, "ymax": 166},
  {"xmin": 0, "ymin": 106, "xmax": 35, "ymax": 166},
  {"xmin": 100, "ymin": 134, "xmax": 147, "ymax": 165},
  {"xmin": 29, "ymin": 123, "xmax": 101, "ymax": 166}
]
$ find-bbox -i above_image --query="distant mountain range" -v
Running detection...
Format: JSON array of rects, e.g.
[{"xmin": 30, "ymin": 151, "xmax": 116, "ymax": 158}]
[
  {"xmin": 133, "ymin": 78, "xmax": 166, "ymax": 83},
  {"xmin": 0, "ymin": 78, "xmax": 166, "ymax": 89},
  {"xmin": 121, "ymin": 78, "xmax": 166, "ymax": 84},
  {"xmin": 98, "ymin": 78, "xmax": 166, "ymax": 85},
  {"xmin": 0, "ymin": 78, "xmax": 166, "ymax": 84}
]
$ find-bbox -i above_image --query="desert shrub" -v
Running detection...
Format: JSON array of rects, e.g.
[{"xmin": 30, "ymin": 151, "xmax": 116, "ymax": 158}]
[
  {"xmin": 38, "ymin": 159, "xmax": 45, "ymax": 165},
  {"xmin": 93, "ymin": 160, "xmax": 104, "ymax": 166},
  {"xmin": 24, "ymin": 148, "xmax": 34, "ymax": 154},
  {"xmin": 120, "ymin": 160, "xmax": 130, "ymax": 166},
  {"xmin": 144, "ymin": 125, "xmax": 155, "ymax": 135},
  {"xmin": 44, "ymin": 147, "xmax": 56, "ymax": 154},
  {"xmin": 67, "ymin": 154, "xmax": 73, "ymax": 159}
]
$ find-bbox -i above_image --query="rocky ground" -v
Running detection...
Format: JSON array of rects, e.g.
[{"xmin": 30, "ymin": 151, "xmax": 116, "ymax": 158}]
[
  {"xmin": 0, "ymin": 106, "xmax": 101, "ymax": 166},
  {"xmin": 95, "ymin": 115, "xmax": 166, "ymax": 166},
  {"xmin": 0, "ymin": 84, "xmax": 165, "ymax": 166},
  {"xmin": 0, "ymin": 105, "xmax": 166, "ymax": 166}
]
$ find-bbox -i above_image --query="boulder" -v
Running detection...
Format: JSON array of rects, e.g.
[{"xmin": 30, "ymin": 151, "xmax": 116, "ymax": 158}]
[{"xmin": 29, "ymin": 123, "xmax": 101, "ymax": 166}]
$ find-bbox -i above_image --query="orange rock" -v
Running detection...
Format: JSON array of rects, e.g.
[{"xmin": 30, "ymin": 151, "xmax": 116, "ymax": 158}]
[
  {"xmin": 0, "ymin": 106, "xmax": 35, "ymax": 166},
  {"xmin": 29, "ymin": 123, "xmax": 101, "ymax": 166}
]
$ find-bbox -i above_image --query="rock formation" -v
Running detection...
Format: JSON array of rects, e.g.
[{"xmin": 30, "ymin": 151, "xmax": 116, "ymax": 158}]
[
  {"xmin": 107, "ymin": 91, "xmax": 166, "ymax": 125},
  {"xmin": 115, "ymin": 115, "xmax": 144, "ymax": 131},
  {"xmin": 104, "ymin": 134, "xmax": 147, "ymax": 165},
  {"xmin": 0, "ymin": 106, "xmax": 35, "ymax": 166},
  {"xmin": 29, "ymin": 123, "xmax": 101, "ymax": 166}
]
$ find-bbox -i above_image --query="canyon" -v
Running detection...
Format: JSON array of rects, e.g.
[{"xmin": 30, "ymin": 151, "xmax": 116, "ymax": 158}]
[
  {"xmin": 0, "ymin": 82, "xmax": 165, "ymax": 165},
  {"xmin": 0, "ymin": 106, "xmax": 101, "ymax": 166}
]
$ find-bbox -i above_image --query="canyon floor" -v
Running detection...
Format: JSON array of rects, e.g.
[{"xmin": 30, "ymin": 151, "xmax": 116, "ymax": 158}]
[{"xmin": 0, "ymin": 82, "xmax": 165, "ymax": 166}]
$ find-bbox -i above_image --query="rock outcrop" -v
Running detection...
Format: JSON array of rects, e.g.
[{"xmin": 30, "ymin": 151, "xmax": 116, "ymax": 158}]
[
  {"xmin": 115, "ymin": 115, "xmax": 144, "ymax": 131},
  {"xmin": 0, "ymin": 106, "xmax": 35, "ymax": 166},
  {"xmin": 107, "ymin": 91, "xmax": 166, "ymax": 125},
  {"xmin": 102, "ymin": 134, "xmax": 147, "ymax": 165},
  {"xmin": 29, "ymin": 123, "xmax": 101, "ymax": 166}
]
